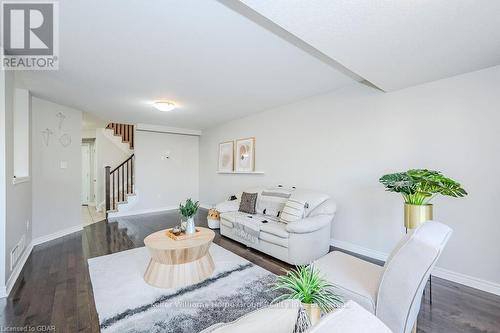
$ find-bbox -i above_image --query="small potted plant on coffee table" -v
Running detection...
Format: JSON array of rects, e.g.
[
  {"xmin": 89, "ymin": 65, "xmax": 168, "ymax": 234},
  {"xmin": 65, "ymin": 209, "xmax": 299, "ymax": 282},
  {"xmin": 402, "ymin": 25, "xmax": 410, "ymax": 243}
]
[
  {"xmin": 179, "ymin": 198, "xmax": 200, "ymax": 235},
  {"xmin": 272, "ymin": 265, "xmax": 343, "ymax": 325}
]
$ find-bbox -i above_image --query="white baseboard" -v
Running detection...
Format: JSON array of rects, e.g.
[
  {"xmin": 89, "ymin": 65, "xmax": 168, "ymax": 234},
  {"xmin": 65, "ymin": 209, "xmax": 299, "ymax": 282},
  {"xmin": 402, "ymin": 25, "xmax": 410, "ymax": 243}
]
[
  {"xmin": 1, "ymin": 225, "xmax": 84, "ymax": 298},
  {"xmin": 32, "ymin": 225, "xmax": 83, "ymax": 246},
  {"xmin": 0, "ymin": 243, "xmax": 34, "ymax": 298},
  {"xmin": 330, "ymin": 238, "xmax": 500, "ymax": 297},
  {"xmin": 432, "ymin": 267, "xmax": 500, "ymax": 296},
  {"xmin": 107, "ymin": 206, "xmax": 178, "ymax": 219},
  {"xmin": 331, "ymin": 238, "xmax": 389, "ymax": 262},
  {"xmin": 108, "ymin": 204, "xmax": 213, "ymax": 220}
]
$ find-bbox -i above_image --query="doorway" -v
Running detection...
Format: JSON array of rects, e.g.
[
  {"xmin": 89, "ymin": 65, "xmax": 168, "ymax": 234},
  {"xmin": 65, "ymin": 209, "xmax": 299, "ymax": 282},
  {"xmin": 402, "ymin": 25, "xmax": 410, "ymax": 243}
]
[
  {"xmin": 81, "ymin": 139, "xmax": 105, "ymax": 225},
  {"xmin": 81, "ymin": 141, "xmax": 94, "ymax": 205}
]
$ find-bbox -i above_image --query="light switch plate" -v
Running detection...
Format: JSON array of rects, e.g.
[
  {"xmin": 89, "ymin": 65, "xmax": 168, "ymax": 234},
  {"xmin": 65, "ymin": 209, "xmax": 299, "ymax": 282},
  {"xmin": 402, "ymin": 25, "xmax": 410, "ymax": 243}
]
[{"xmin": 60, "ymin": 161, "xmax": 68, "ymax": 169}]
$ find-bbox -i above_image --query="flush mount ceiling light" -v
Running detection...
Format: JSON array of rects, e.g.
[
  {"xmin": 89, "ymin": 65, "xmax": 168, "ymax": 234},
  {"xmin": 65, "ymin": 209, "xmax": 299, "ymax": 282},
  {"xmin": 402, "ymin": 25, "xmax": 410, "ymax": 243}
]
[{"xmin": 153, "ymin": 101, "xmax": 176, "ymax": 112}]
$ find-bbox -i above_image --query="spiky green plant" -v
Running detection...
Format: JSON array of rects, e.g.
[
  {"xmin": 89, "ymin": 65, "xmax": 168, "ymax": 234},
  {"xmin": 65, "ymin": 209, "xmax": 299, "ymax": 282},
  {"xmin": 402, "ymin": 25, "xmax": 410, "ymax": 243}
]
[
  {"xmin": 272, "ymin": 265, "xmax": 343, "ymax": 313},
  {"xmin": 379, "ymin": 169, "xmax": 467, "ymax": 205},
  {"xmin": 179, "ymin": 198, "xmax": 199, "ymax": 218}
]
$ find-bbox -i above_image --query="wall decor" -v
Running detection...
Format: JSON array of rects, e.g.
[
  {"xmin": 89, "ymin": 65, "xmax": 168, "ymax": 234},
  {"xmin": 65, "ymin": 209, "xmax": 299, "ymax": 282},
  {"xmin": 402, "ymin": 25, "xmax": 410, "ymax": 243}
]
[
  {"xmin": 59, "ymin": 133, "xmax": 72, "ymax": 147},
  {"xmin": 218, "ymin": 141, "xmax": 234, "ymax": 172},
  {"xmin": 41, "ymin": 128, "xmax": 54, "ymax": 146},
  {"xmin": 235, "ymin": 137, "xmax": 255, "ymax": 172},
  {"xmin": 56, "ymin": 112, "xmax": 66, "ymax": 130}
]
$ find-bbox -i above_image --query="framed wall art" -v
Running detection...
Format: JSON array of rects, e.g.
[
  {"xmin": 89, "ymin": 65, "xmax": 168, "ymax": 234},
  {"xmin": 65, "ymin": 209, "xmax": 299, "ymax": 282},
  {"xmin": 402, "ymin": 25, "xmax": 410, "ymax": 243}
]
[
  {"xmin": 218, "ymin": 141, "xmax": 234, "ymax": 172},
  {"xmin": 235, "ymin": 137, "xmax": 255, "ymax": 172}
]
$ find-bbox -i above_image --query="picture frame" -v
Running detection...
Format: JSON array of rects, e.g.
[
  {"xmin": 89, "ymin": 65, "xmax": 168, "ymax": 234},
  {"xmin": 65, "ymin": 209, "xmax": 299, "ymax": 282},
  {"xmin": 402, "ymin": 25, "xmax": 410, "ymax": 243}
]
[
  {"xmin": 235, "ymin": 137, "xmax": 255, "ymax": 172},
  {"xmin": 218, "ymin": 141, "xmax": 234, "ymax": 172}
]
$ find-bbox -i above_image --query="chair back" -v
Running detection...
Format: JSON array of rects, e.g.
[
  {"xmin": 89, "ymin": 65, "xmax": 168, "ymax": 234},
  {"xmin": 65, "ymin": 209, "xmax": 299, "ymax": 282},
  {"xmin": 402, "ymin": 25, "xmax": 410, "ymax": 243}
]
[{"xmin": 376, "ymin": 221, "xmax": 452, "ymax": 333}]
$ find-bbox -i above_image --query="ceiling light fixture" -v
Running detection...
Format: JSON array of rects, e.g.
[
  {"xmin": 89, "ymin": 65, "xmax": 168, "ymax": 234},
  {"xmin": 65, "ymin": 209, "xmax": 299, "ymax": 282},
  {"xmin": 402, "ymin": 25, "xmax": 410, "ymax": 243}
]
[{"xmin": 153, "ymin": 101, "xmax": 176, "ymax": 112}]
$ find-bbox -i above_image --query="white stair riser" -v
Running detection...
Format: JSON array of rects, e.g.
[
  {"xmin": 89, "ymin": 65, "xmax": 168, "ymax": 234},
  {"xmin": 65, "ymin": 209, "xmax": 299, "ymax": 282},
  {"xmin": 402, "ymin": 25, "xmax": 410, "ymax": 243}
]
[{"xmin": 102, "ymin": 128, "xmax": 134, "ymax": 155}]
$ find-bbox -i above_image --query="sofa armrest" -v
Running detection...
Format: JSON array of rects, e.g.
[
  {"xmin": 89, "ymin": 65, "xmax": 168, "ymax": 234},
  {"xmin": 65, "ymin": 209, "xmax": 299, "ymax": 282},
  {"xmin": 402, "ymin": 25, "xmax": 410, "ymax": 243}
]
[
  {"xmin": 286, "ymin": 215, "xmax": 332, "ymax": 234},
  {"xmin": 215, "ymin": 200, "xmax": 239, "ymax": 213}
]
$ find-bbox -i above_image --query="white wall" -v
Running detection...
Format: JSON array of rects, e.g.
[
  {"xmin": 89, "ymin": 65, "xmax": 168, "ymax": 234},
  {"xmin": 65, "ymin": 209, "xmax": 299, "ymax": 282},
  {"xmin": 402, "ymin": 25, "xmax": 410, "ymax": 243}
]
[
  {"xmin": 0, "ymin": 72, "xmax": 33, "ymax": 289},
  {"xmin": 94, "ymin": 128, "xmax": 130, "ymax": 210},
  {"xmin": 200, "ymin": 65, "xmax": 500, "ymax": 287},
  {"xmin": 0, "ymin": 69, "xmax": 7, "ymax": 289},
  {"xmin": 119, "ymin": 130, "xmax": 199, "ymax": 215},
  {"xmin": 82, "ymin": 129, "xmax": 96, "ymax": 139},
  {"xmin": 13, "ymin": 88, "xmax": 30, "ymax": 178},
  {"xmin": 32, "ymin": 97, "xmax": 82, "ymax": 239}
]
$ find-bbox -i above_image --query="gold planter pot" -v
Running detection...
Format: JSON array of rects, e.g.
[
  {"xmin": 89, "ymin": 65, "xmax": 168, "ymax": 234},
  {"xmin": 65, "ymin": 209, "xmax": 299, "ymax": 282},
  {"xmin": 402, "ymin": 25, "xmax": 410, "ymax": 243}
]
[
  {"xmin": 404, "ymin": 204, "xmax": 433, "ymax": 229},
  {"xmin": 302, "ymin": 303, "xmax": 321, "ymax": 325}
]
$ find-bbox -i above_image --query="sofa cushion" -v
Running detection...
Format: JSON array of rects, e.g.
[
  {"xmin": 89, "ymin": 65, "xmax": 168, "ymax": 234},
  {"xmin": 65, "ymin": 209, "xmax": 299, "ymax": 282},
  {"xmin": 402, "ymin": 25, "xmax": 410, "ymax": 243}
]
[
  {"xmin": 260, "ymin": 232, "xmax": 288, "ymax": 248},
  {"xmin": 260, "ymin": 220, "xmax": 289, "ymax": 238},
  {"xmin": 314, "ymin": 251, "xmax": 384, "ymax": 313},
  {"xmin": 220, "ymin": 218, "xmax": 234, "ymax": 229},
  {"xmin": 220, "ymin": 211, "xmax": 237, "ymax": 223},
  {"xmin": 221, "ymin": 212, "xmax": 281, "ymax": 229},
  {"xmin": 239, "ymin": 192, "xmax": 258, "ymax": 214},
  {"xmin": 221, "ymin": 211, "xmax": 272, "ymax": 222}
]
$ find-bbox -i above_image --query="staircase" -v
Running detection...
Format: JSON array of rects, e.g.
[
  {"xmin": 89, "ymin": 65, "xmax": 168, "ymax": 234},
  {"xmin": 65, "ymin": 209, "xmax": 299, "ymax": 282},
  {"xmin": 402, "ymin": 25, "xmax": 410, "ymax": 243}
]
[
  {"xmin": 104, "ymin": 123, "xmax": 136, "ymax": 217},
  {"xmin": 106, "ymin": 123, "xmax": 135, "ymax": 149}
]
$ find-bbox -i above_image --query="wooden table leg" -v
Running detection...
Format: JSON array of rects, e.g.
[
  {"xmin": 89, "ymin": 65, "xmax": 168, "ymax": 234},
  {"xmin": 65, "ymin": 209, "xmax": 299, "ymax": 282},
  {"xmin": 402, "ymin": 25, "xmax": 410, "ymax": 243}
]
[{"xmin": 144, "ymin": 253, "xmax": 215, "ymax": 289}]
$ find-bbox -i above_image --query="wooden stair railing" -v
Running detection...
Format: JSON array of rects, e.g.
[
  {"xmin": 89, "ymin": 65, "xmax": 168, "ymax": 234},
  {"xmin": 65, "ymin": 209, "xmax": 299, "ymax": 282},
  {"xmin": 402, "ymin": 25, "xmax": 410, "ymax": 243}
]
[
  {"xmin": 106, "ymin": 123, "xmax": 135, "ymax": 149},
  {"xmin": 105, "ymin": 154, "xmax": 135, "ymax": 214}
]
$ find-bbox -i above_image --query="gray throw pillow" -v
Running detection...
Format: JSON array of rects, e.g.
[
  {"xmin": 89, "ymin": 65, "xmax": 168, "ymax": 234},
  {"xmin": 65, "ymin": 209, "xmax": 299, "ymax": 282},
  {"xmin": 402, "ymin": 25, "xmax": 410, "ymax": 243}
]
[{"xmin": 239, "ymin": 192, "xmax": 258, "ymax": 214}]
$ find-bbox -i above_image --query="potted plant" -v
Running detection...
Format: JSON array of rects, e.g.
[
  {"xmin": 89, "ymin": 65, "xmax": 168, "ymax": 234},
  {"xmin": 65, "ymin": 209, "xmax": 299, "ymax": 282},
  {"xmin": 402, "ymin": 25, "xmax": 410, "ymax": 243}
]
[
  {"xmin": 272, "ymin": 265, "xmax": 343, "ymax": 325},
  {"xmin": 379, "ymin": 169, "xmax": 467, "ymax": 229},
  {"xmin": 179, "ymin": 198, "xmax": 200, "ymax": 234}
]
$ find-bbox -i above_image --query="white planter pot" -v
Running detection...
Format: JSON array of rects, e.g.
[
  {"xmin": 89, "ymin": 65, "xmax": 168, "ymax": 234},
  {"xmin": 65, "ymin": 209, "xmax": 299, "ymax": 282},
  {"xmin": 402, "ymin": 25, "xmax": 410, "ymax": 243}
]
[{"xmin": 185, "ymin": 216, "xmax": 196, "ymax": 234}]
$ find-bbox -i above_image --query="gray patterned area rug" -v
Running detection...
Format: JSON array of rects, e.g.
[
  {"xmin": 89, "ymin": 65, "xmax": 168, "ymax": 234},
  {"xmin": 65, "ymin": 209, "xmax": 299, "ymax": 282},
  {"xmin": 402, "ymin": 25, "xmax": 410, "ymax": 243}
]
[{"xmin": 88, "ymin": 244, "xmax": 282, "ymax": 333}]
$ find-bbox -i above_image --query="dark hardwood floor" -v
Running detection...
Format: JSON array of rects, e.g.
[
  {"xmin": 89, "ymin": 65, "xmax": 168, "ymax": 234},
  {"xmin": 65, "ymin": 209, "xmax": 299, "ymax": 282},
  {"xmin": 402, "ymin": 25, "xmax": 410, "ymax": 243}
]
[{"xmin": 0, "ymin": 209, "xmax": 499, "ymax": 332}]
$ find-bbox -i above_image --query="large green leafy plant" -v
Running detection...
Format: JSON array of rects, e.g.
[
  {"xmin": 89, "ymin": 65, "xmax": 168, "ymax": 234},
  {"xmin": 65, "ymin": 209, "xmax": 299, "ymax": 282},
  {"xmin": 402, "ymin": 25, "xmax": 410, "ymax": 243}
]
[
  {"xmin": 179, "ymin": 198, "xmax": 200, "ymax": 218},
  {"xmin": 272, "ymin": 265, "xmax": 343, "ymax": 312},
  {"xmin": 379, "ymin": 169, "xmax": 467, "ymax": 205}
]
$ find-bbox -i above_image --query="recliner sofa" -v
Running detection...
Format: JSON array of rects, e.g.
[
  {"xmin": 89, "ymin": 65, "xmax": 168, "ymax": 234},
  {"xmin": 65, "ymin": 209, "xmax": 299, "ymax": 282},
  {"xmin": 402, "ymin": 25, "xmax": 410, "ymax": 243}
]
[{"xmin": 216, "ymin": 187, "xmax": 336, "ymax": 265}]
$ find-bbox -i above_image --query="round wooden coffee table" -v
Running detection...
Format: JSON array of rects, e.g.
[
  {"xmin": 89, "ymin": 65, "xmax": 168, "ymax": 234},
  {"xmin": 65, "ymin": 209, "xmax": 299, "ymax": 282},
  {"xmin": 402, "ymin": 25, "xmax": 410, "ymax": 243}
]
[{"xmin": 143, "ymin": 227, "xmax": 215, "ymax": 289}]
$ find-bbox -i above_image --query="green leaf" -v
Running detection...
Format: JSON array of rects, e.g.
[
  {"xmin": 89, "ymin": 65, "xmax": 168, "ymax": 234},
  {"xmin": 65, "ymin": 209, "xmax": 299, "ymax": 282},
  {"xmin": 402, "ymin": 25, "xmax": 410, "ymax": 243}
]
[
  {"xmin": 380, "ymin": 169, "xmax": 467, "ymax": 204},
  {"xmin": 179, "ymin": 198, "xmax": 199, "ymax": 218},
  {"xmin": 271, "ymin": 265, "xmax": 343, "ymax": 313}
]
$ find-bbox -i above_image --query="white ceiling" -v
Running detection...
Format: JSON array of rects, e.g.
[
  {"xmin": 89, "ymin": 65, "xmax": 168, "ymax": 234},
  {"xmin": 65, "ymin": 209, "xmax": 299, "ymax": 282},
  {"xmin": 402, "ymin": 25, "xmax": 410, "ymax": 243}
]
[
  {"xmin": 17, "ymin": 0, "xmax": 355, "ymax": 130},
  {"xmin": 239, "ymin": 0, "xmax": 500, "ymax": 91}
]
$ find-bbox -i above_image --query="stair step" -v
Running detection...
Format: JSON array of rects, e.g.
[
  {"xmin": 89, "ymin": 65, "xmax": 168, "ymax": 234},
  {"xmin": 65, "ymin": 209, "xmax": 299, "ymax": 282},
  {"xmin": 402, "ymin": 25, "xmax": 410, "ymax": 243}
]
[
  {"xmin": 106, "ymin": 122, "xmax": 135, "ymax": 150},
  {"xmin": 107, "ymin": 191, "xmax": 136, "ymax": 214}
]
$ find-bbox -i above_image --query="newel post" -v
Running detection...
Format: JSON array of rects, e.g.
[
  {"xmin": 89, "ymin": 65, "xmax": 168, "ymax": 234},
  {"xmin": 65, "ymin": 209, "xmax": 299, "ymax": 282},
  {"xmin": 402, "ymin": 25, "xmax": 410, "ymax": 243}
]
[{"xmin": 105, "ymin": 166, "xmax": 111, "ymax": 213}]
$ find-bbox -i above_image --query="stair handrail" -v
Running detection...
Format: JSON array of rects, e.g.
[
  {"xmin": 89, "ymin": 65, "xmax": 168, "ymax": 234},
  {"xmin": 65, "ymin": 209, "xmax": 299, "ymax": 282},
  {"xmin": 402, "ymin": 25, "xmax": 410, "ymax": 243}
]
[
  {"xmin": 105, "ymin": 153, "xmax": 135, "ymax": 215},
  {"xmin": 111, "ymin": 154, "xmax": 135, "ymax": 173}
]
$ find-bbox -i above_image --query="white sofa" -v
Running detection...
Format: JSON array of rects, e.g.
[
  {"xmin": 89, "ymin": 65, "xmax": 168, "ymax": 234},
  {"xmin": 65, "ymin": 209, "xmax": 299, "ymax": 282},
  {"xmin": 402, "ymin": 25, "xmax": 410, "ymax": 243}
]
[
  {"xmin": 216, "ymin": 187, "xmax": 336, "ymax": 265},
  {"xmin": 200, "ymin": 300, "xmax": 392, "ymax": 333}
]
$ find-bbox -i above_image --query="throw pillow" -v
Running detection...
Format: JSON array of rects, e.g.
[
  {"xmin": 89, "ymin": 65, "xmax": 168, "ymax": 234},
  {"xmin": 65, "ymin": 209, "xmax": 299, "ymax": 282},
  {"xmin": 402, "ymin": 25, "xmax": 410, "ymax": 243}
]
[
  {"xmin": 280, "ymin": 198, "xmax": 307, "ymax": 223},
  {"xmin": 256, "ymin": 187, "xmax": 292, "ymax": 217},
  {"xmin": 239, "ymin": 192, "xmax": 258, "ymax": 214}
]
